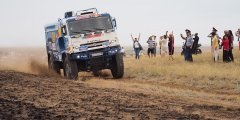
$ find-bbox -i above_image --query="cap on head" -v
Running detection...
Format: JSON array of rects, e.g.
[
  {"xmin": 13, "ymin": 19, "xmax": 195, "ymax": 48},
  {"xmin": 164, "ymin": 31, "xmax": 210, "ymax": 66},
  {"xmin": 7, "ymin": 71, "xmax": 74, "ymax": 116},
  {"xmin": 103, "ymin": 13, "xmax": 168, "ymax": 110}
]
[
  {"xmin": 213, "ymin": 27, "xmax": 217, "ymax": 32},
  {"xmin": 185, "ymin": 29, "xmax": 191, "ymax": 33}
]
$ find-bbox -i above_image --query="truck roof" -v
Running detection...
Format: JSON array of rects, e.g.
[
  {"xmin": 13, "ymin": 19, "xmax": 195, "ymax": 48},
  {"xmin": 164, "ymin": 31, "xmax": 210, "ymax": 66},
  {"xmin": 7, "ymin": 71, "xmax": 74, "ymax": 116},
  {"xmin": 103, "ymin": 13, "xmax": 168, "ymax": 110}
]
[{"xmin": 44, "ymin": 8, "xmax": 111, "ymax": 31}]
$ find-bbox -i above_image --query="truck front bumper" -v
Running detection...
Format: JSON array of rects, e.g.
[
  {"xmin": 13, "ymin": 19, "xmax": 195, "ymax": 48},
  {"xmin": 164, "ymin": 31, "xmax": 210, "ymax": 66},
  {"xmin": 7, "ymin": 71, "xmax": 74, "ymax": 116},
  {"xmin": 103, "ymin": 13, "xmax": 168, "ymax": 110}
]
[{"xmin": 70, "ymin": 46, "xmax": 121, "ymax": 60}]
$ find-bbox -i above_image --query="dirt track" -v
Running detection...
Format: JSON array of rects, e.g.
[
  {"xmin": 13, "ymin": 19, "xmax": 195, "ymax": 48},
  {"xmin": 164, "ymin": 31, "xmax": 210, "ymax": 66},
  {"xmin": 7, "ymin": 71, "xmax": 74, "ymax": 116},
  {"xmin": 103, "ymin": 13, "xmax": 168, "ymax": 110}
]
[{"xmin": 0, "ymin": 71, "xmax": 240, "ymax": 120}]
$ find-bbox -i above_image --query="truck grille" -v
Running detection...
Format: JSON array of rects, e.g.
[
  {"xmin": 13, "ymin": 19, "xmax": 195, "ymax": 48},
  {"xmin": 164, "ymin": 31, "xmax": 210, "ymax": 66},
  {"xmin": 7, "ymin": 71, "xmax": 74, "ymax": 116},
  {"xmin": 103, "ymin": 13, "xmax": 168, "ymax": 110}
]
[{"xmin": 82, "ymin": 40, "xmax": 108, "ymax": 48}]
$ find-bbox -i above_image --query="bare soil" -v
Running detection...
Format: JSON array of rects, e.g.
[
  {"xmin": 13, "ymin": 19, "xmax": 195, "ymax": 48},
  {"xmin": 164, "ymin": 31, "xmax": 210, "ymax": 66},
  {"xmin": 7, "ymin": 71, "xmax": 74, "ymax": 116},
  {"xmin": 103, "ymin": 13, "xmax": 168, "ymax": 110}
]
[{"xmin": 0, "ymin": 71, "xmax": 240, "ymax": 120}]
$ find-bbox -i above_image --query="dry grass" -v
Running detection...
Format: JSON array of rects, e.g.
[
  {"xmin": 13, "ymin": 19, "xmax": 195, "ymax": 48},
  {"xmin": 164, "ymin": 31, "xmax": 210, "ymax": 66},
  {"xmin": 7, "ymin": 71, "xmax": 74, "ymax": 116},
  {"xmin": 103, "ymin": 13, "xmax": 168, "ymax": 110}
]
[
  {"xmin": 124, "ymin": 51, "xmax": 240, "ymax": 94},
  {"xmin": 86, "ymin": 50, "xmax": 240, "ymax": 108}
]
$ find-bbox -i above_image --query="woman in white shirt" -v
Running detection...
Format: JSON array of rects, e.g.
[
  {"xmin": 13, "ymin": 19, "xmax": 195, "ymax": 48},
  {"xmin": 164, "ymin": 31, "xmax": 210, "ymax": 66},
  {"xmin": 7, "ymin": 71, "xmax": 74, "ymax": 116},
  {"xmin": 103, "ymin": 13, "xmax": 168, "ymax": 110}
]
[
  {"xmin": 131, "ymin": 33, "xmax": 142, "ymax": 59},
  {"xmin": 160, "ymin": 31, "xmax": 168, "ymax": 56}
]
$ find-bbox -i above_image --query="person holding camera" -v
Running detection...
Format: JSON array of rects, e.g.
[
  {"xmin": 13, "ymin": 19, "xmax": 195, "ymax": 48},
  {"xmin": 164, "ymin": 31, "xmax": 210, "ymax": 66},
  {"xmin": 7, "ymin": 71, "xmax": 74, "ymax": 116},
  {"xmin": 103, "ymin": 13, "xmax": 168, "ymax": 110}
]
[{"xmin": 181, "ymin": 29, "xmax": 194, "ymax": 62}]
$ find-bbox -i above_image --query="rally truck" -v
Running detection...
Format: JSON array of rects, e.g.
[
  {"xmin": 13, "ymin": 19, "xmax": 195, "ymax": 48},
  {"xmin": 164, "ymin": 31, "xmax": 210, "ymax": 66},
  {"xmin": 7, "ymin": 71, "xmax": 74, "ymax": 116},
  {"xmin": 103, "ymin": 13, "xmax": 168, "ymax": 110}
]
[{"xmin": 44, "ymin": 8, "xmax": 124, "ymax": 80}]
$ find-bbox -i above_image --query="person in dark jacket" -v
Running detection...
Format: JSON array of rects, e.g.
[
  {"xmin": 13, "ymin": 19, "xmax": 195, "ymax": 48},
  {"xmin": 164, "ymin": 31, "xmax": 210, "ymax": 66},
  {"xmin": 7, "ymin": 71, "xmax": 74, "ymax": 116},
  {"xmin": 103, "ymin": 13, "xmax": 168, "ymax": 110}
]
[
  {"xmin": 221, "ymin": 34, "xmax": 231, "ymax": 62},
  {"xmin": 228, "ymin": 30, "xmax": 234, "ymax": 62},
  {"xmin": 193, "ymin": 33, "xmax": 199, "ymax": 53}
]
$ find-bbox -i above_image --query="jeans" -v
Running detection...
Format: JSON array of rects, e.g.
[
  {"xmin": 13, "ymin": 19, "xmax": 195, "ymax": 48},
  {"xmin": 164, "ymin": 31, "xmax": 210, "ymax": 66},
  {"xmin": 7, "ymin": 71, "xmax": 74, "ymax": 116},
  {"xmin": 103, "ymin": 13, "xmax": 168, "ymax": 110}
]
[
  {"xmin": 229, "ymin": 49, "xmax": 234, "ymax": 62},
  {"xmin": 223, "ymin": 50, "xmax": 230, "ymax": 62},
  {"xmin": 134, "ymin": 48, "xmax": 140, "ymax": 59},
  {"xmin": 184, "ymin": 47, "xmax": 193, "ymax": 62}
]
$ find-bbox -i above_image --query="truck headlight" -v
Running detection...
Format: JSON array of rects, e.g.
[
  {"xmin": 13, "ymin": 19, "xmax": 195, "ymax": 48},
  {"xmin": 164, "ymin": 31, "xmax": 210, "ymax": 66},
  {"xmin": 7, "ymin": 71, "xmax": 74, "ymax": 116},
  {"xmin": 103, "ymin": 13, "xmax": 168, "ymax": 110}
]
[{"xmin": 108, "ymin": 48, "xmax": 118, "ymax": 54}]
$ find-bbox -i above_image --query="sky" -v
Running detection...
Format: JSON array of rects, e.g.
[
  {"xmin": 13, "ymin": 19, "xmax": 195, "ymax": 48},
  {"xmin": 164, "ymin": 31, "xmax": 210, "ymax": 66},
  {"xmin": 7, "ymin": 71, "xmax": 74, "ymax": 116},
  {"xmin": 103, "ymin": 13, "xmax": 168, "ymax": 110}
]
[{"xmin": 0, "ymin": 0, "xmax": 240, "ymax": 47}]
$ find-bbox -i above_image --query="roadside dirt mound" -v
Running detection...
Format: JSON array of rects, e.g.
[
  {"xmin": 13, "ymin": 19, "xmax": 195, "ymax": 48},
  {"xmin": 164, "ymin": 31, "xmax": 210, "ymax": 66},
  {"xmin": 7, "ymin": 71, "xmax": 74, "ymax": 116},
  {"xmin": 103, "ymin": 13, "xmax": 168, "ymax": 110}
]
[{"xmin": 1, "ymin": 71, "xmax": 240, "ymax": 119}]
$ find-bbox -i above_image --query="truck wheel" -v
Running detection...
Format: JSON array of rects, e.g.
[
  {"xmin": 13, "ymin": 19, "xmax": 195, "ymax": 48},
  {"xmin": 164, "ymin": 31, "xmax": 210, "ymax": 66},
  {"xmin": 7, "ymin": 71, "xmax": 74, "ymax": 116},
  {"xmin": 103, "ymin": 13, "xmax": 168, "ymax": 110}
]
[
  {"xmin": 48, "ymin": 56, "xmax": 60, "ymax": 74},
  {"xmin": 92, "ymin": 70, "xmax": 100, "ymax": 77},
  {"xmin": 111, "ymin": 53, "xmax": 124, "ymax": 79},
  {"xmin": 63, "ymin": 55, "xmax": 78, "ymax": 80}
]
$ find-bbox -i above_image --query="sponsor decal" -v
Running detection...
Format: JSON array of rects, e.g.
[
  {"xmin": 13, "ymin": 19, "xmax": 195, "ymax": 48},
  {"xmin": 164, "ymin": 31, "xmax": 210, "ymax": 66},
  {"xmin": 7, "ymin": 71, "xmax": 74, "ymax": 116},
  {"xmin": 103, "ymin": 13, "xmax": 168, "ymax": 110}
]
[
  {"xmin": 75, "ymin": 13, "xmax": 101, "ymax": 20},
  {"xmin": 85, "ymin": 34, "xmax": 102, "ymax": 39}
]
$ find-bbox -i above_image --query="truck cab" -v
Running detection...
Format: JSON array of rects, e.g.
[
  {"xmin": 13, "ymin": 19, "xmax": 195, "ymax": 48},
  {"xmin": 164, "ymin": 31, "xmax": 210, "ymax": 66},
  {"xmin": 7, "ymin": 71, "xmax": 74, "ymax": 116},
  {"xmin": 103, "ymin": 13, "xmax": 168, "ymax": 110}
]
[{"xmin": 44, "ymin": 8, "xmax": 124, "ymax": 79}]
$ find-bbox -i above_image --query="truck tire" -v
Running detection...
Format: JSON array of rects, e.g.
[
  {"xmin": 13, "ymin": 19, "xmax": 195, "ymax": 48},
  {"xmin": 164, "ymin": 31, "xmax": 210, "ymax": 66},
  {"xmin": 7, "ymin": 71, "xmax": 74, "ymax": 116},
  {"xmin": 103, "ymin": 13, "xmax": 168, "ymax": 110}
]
[
  {"xmin": 111, "ymin": 53, "xmax": 124, "ymax": 79},
  {"xmin": 48, "ymin": 56, "xmax": 61, "ymax": 74},
  {"xmin": 63, "ymin": 55, "xmax": 78, "ymax": 80}
]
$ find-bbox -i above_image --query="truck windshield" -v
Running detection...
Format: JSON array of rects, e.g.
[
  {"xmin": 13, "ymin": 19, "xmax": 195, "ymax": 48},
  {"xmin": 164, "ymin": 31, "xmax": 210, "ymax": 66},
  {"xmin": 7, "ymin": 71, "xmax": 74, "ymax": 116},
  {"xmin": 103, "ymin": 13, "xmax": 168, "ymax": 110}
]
[{"xmin": 68, "ymin": 16, "xmax": 113, "ymax": 36}]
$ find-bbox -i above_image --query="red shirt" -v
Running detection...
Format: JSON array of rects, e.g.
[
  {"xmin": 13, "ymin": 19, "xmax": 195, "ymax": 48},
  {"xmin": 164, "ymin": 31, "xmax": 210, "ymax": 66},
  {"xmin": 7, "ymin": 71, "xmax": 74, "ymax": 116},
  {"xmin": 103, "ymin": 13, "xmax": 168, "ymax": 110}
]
[{"xmin": 222, "ymin": 38, "xmax": 230, "ymax": 51}]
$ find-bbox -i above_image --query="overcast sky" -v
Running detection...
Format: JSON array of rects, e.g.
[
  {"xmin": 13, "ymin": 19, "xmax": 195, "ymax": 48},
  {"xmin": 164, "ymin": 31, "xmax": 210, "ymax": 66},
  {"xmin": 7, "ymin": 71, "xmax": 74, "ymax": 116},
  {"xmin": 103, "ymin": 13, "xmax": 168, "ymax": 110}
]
[{"xmin": 0, "ymin": 0, "xmax": 240, "ymax": 47}]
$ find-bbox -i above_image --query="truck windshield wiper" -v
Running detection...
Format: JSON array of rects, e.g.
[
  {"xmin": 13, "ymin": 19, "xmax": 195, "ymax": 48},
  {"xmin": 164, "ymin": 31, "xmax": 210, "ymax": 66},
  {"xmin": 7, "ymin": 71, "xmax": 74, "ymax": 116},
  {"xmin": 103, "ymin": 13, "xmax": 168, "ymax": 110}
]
[
  {"xmin": 72, "ymin": 31, "xmax": 83, "ymax": 34},
  {"xmin": 82, "ymin": 29, "xmax": 93, "ymax": 32},
  {"xmin": 94, "ymin": 28, "xmax": 106, "ymax": 31}
]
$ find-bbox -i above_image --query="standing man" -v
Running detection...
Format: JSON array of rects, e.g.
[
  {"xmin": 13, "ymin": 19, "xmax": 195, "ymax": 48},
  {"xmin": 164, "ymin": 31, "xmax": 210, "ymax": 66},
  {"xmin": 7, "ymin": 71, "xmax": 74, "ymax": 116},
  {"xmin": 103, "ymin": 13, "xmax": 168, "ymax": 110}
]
[
  {"xmin": 235, "ymin": 28, "xmax": 240, "ymax": 50},
  {"xmin": 181, "ymin": 29, "xmax": 194, "ymax": 62},
  {"xmin": 159, "ymin": 36, "xmax": 163, "ymax": 55}
]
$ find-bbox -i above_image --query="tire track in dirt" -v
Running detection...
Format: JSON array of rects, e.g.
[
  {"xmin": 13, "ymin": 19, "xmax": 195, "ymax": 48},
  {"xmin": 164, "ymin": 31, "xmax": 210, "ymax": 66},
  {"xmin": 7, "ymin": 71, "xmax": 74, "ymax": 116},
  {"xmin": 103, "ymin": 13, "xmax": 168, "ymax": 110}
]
[{"xmin": 0, "ymin": 71, "xmax": 240, "ymax": 119}]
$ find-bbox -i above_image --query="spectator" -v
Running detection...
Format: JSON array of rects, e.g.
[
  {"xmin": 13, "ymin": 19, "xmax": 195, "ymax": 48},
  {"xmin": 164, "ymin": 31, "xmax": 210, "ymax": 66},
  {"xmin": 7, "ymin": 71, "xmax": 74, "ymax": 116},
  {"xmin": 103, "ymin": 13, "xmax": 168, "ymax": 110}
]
[
  {"xmin": 228, "ymin": 30, "xmax": 234, "ymax": 62},
  {"xmin": 181, "ymin": 29, "xmax": 193, "ymax": 62},
  {"xmin": 208, "ymin": 27, "xmax": 221, "ymax": 47},
  {"xmin": 147, "ymin": 36, "xmax": 157, "ymax": 57},
  {"xmin": 193, "ymin": 33, "xmax": 199, "ymax": 51},
  {"xmin": 211, "ymin": 32, "xmax": 219, "ymax": 62},
  {"xmin": 235, "ymin": 28, "xmax": 240, "ymax": 50},
  {"xmin": 131, "ymin": 33, "xmax": 142, "ymax": 59},
  {"xmin": 160, "ymin": 31, "xmax": 168, "ymax": 57},
  {"xmin": 159, "ymin": 36, "xmax": 163, "ymax": 55},
  {"xmin": 153, "ymin": 35, "xmax": 157, "ymax": 57},
  {"xmin": 167, "ymin": 32, "xmax": 174, "ymax": 61},
  {"xmin": 221, "ymin": 35, "xmax": 230, "ymax": 62}
]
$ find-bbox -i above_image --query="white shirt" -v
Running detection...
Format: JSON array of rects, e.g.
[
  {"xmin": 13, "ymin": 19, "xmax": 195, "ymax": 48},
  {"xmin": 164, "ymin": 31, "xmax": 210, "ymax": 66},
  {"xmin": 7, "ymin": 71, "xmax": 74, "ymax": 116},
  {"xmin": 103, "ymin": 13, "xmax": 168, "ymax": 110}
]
[
  {"xmin": 134, "ymin": 42, "xmax": 140, "ymax": 48},
  {"xmin": 161, "ymin": 38, "xmax": 168, "ymax": 48}
]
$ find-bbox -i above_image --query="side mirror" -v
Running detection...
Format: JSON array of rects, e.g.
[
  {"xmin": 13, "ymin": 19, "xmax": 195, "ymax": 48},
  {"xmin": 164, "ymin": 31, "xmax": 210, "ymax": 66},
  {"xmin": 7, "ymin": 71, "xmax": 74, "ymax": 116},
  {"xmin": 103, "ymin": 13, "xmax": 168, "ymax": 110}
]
[{"xmin": 112, "ymin": 18, "xmax": 117, "ymax": 29}]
